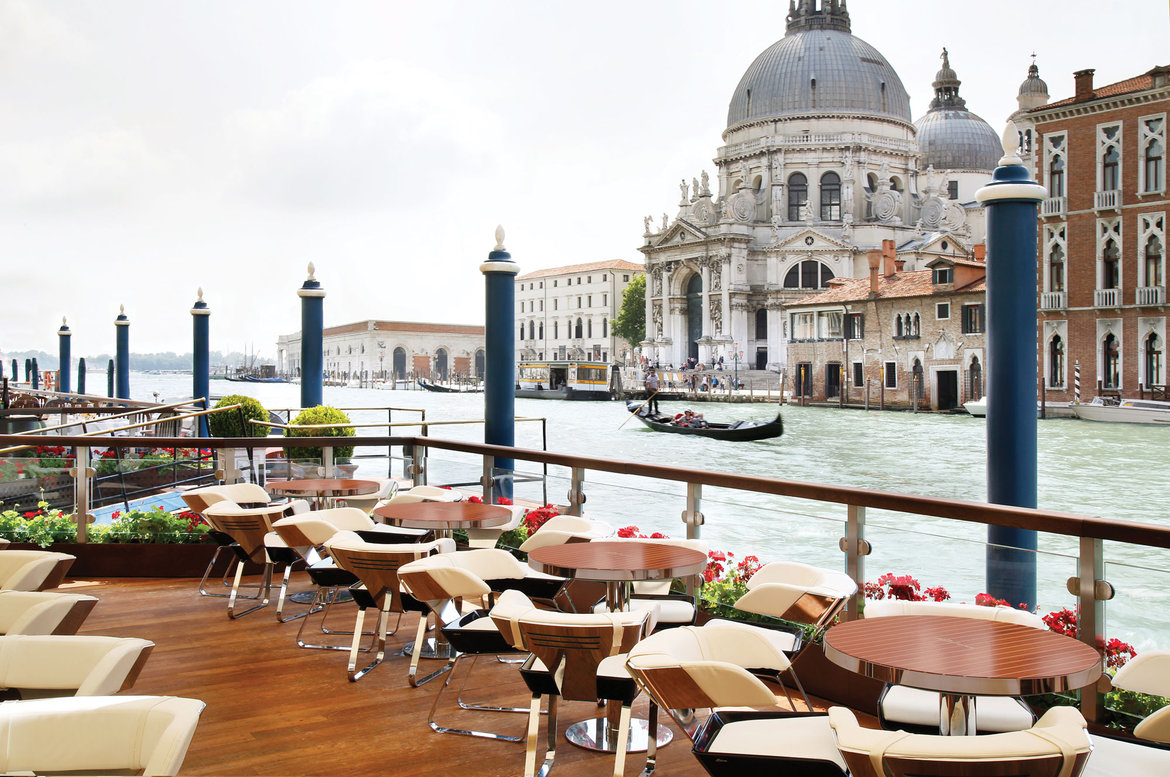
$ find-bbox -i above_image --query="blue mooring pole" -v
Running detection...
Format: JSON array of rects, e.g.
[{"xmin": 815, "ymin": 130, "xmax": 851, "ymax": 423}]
[
  {"xmin": 481, "ymin": 226, "xmax": 518, "ymax": 501},
  {"xmin": 57, "ymin": 318, "xmax": 72, "ymax": 394},
  {"xmin": 24, "ymin": 359, "xmax": 31, "ymax": 383},
  {"xmin": 106, "ymin": 360, "xmax": 114, "ymax": 398},
  {"xmin": 114, "ymin": 306, "xmax": 130, "ymax": 400},
  {"xmin": 975, "ymin": 125, "xmax": 1047, "ymax": 609},
  {"xmin": 191, "ymin": 288, "xmax": 211, "ymax": 437},
  {"xmin": 77, "ymin": 358, "xmax": 87, "ymax": 395},
  {"xmin": 298, "ymin": 263, "xmax": 325, "ymax": 409},
  {"xmin": 31, "ymin": 358, "xmax": 39, "ymax": 390}
]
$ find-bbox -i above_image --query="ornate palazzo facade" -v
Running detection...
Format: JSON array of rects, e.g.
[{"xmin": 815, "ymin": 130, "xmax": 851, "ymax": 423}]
[{"xmin": 638, "ymin": 1, "xmax": 996, "ymax": 371}]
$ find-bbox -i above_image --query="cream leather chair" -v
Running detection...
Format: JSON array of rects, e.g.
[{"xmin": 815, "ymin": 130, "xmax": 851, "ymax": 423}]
[
  {"xmin": 864, "ymin": 598, "xmax": 1043, "ymax": 733},
  {"xmin": 830, "ymin": 705, "xmax": 1092, "ymax": 777},
  {"xmin": 201, "ymin": 502, "xmax": 297, "ymax": 620},
  {"xmin": 0, "ymin": 635, "xmax": 154, "ymax": 699},
  {"xmin": 322, "ymin": 531, "xmax": 455, "ymax": 683},
  {"xmin": 465, "ymin": 505, "xmax": 526, "ymax": 549},
  {"xmin": 490, "ymin": 590, "xmax": 651, "ymax": 777},
  {"xmin": 0, "ymin": 591, "xmax": 98, "ymax": 636},
  {"xmin": 0, "ymin": 695, "xmax": 205, "ymax": 776},
  {"xmin": 627, "ymin": 621, "xmax": 847, "ymax": 777},
  {"xmin": 0, "ymin": 550, "xmax": 75, "ymax": 592},
  {"xmin": 517, "ymin": 515, "xmax": 613, "ymax": 553},
  {"xmin": 1084, "ymin": 650, "xmax": 1170, "ymax": 777},
  {"xmin": 732, "ymin": 560, "xmax": 858, "ymax": 652}
]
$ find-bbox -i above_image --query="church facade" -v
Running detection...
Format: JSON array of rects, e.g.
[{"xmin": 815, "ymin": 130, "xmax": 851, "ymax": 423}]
[{"xmin": 638, "ymin": 0, "xmax": 1001, "ymax": 377}]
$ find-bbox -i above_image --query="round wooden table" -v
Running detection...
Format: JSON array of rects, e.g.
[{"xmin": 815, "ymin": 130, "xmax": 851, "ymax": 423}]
[
  {"xmin": 266, "ymin": 478, "xmax": 379, "ymax": 509},
  {"xmin": 372, "ymin": 501, "xmax": 511, "ymax": 539},
  {"xmin": 823, "ymin": 615, "xmax": 1103, "ymax": 735},
  {"xmin": 527, "ymin": 540, "xmax": 708, "ymax": 754}
]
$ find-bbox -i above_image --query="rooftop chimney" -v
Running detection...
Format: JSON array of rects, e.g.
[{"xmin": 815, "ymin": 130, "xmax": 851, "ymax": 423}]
[
  {"xmin": 882, "ymin": 239, "xmax": 897, "ymax": 277},
  {"xmin": 867, "ymin": 250, "xmax": 882, "ymax": 297},
  {"xmin": 974, "ymin": 243, "xmax": 986, "ymax": 262},
  {"xmin": 1074, "ymin": 69, "xmax": 1095, "ymax": 101}
]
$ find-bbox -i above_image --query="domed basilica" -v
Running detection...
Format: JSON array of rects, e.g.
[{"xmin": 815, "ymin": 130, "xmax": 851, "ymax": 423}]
[{"xmin": 638, "ymin": 0, "xmax": 1002, "ymax": 370}]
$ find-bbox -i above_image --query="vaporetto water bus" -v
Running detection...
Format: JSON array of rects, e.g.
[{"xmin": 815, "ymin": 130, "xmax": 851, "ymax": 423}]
[{"xmin": 515, "ymin": 361, "xmax": 613, "ymax": 400}]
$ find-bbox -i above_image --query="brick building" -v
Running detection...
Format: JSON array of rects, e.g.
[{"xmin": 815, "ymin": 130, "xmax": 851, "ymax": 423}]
[
  {"xmin": 1012, "ymin": 64, "xmax": 1168, "ymax": 400},
  {"xmin": 786, "ymin": 240, "xmax": 987, "ymax": 410}
]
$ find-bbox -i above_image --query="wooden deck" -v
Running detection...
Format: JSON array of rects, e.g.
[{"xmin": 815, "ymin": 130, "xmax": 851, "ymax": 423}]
[{"xmin": 63, "ymin": 574, "xmax": 851, "ymax": 777}]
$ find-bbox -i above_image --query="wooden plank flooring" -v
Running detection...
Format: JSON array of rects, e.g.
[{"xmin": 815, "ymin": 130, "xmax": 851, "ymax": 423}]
[{"xmin": 63, "ymin": 574, "xmax": 853, "ymax": 777}]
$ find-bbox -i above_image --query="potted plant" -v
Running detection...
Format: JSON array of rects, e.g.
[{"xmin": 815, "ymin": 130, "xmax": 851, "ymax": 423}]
[{"xmin": 283, "ymin": 405, "xmax": 355, "ymax": 475}]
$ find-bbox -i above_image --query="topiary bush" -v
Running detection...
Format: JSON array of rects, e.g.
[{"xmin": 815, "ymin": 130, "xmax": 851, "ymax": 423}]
[
  {"xmin": 208, "ymin": 394, "xmax": 270, "ymax": 438},
  {"xmin": 284, "ymin": 405, "xmax": 355, "ymax": 462}
]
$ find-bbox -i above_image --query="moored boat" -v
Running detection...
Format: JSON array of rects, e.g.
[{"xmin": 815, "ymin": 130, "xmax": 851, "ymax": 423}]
[
  {"xmin": 417, "ymin": 379, "xmax": 482, "ymax": 394},
  {"xmin": 624, "ymin": 401, "xmax": 783, "ymax": 441},
  {"xmin": 516, "ymin": 361, "xmax": 613, "ymax": 400},
  {"xmin": 963, "ymin": 396, "xmax": 987, "ymax": 417},
  {"xmin": 1072, "ymin": 397, "xmax": 1170, "ymax": 425}
]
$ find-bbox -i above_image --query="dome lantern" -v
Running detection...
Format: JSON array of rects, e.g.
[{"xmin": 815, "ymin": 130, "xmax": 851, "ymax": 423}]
[{"xmin": 914, "ymin": 48, "xmax": 1002, "ymax": 172}]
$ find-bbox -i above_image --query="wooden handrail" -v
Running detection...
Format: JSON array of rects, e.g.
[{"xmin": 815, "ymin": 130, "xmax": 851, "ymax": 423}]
[{"xmin": 2, "ymin": 432, "xmax": 1169, "ymax": 549}]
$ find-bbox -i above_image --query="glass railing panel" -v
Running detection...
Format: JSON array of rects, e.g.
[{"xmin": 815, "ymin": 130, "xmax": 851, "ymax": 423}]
[{"xmin": 1103, "ymin": 549, "xmax": 1170, "ymax": 652}]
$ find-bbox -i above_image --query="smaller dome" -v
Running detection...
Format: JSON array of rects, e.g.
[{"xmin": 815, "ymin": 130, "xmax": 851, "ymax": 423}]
[
  {"xmin": 915, "ymin": 110, "xmax": 1003, "ymax": 171},
  {"xmin": 1018, "ymin": 62, "xmax": 1048, "ymax": 97}
]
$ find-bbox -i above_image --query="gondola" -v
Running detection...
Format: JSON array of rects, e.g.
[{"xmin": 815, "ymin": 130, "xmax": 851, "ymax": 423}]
[
  {"xmin": 417, "ymin": 379, "xmax": 483, "ymax": 394},
  {"xmin": 624, "ymin": 401, "xmax": 783, "ymax": 441}
]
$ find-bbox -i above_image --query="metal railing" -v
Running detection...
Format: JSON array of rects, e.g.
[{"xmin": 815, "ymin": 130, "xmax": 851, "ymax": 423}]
[{"xmin": 2, "ymin": 430, "xmax": 1168, "ymax": 724}]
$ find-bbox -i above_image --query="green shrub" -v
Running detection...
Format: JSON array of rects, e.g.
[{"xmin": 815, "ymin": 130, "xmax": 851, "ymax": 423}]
[
  {"xmin": 0, "ymin": 503, "xmax": 77, "ymax": 547},
  {"xmin": 208, "ymin": 394, "xmax": 270, "ymax": 438},
  {"xmin": 284, "ymin": 405, "xmax": 355, "ymax": 462},
  {"xmin": 93, "ymin": 506, "xmax": 211, "ymax": 544}
]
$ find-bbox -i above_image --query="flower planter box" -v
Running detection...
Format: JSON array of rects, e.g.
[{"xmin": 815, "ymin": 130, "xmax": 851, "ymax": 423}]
[{"xmin": 6, "ymin": 542, "xmax": 226, "ymax": 578}]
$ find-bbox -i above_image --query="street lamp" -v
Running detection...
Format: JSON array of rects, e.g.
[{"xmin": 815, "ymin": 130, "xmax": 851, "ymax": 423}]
[{"xmin": 732, "ymin": 343, "xmax": 740, "ymax": 392}]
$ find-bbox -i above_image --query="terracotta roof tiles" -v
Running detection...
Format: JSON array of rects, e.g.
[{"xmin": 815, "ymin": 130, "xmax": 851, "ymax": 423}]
[
  {"xmin": 1039, "ymin": 69, "xmax": 1165, "ymax": 110},
  {"xmin": 789, "ymin": 268, "xmax": 985, "ymax": 306},
  {"xmin": 516, "ymin": 259, "xmax": 644, "ymax": 281}
]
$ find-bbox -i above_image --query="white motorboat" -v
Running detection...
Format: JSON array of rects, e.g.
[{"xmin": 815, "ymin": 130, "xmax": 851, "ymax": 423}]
[
  {"xmin": 963, "ymin": 396, "xmax": 986, "ymax": 417},
  {"xmin": 1072, "ymin": 397, "xmax": 1170, "ymax": 425}
]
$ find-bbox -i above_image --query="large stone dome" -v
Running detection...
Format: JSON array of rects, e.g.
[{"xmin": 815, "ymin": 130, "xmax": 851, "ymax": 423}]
[
  {"xmin": 726, "ymin": 12, "xmax": 911, "ymax": 130},
  {"xmin": 913, "ymin": 49, "xmax": 1002, "ymax": 172}
]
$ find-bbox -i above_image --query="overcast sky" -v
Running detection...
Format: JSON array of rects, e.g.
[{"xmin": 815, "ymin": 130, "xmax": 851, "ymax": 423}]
[{"xmin": 2, "ymin": 0, "xmax": 1166, "ymax": 359}]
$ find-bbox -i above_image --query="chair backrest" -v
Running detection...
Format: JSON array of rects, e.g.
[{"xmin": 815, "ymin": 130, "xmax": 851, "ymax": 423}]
[
  {"xmin": 626, "ymin": 622, "xmax": 790, "ymax": 711},
  {"xmin": 1109, "ymin": 650, "xmax": 1170, "ymax": 743},
  {"xmin": 181, "ymin": 483, "xmax": 271, "ymax": 514},
  {"xmin": 829, "ymin": 706, "xmax": 1091, "ymax": 777},
  {"xmin": 736, "ymin": 560, "xmax": 858, "ymax": 630},
  {"xmin": 0, "ymin": 635, "xmax": 154, "ymax": 697},
  {"xmin": 339, "ymin": 479, "xmax": 399, "ymax": 513},
  {"xmin": 0, "ymin": 592, "xmax": 98, "ymax": 636},
  {"xmin": 0, "ymin": 551, "xmax": 76, "ymax": 592},
  {"xmin": 0, "ymin": 695, "xmax": 205, "ymax": 776},
  {"xmin": 203, "ymin": 503, "xmax": 287, "ymax": 560},
  {"xmin": 518, "ymin": 516, "xmax": 614, "ymax": 552},
  {"xmin": 323, "ymin": 531, "xmax": 453, "ymax": 611},
  {"xmin": 272, "ymin": 508, "xmax": 374, "ymax": 549},
  {"xmin": 520, "ymin": 612, "xmax": 649, "ymax": 701},
  {"xmin": 403, "ymin": 485, "xmax": 460, "ymax": 501},
  {"xmin": 864, "ymin": 599, "xmax": 1045, "ymax": 629},
  {"xmin": 399, "ymin": 551, "xmax": 494, "ymax": 605}
]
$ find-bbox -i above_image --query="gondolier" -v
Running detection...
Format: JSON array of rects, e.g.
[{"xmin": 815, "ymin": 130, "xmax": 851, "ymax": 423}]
[{"xmin": 643, "ymin": 369, "xmax": 660, "ymax": 414}]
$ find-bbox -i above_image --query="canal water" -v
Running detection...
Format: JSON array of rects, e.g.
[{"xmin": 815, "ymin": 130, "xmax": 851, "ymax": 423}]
[{"xmin": 132, "ymin": 373, "xmax": 1170, "ymax": 649}]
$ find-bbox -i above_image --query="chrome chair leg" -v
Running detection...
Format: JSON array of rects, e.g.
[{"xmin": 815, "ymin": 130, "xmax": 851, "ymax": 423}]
[
  {"xmin": 640, "ymin": 701, "xmax": 659, "ymax": 777},
  {"xmin": 274, "ymin": 563, "xmax": 315, "ymax": 623},
  {"xmin": 348, "ymin": 601, "xmax": 392, "ymax": 682},
  {"xmin": 407, "ymin": 612, "xmax": 451, "ymax": 688},
  {"xmin": 228, "ymin": 562, "xmax": 272, "ymax": 619},
  {"xmin": 295, "ymin": 588, "xmax": 376, "ymax": 651},
  {"xmin": 200, "ymin": 548, "xmax": 263, "ymax": 599},
  {"xmin": 428, "ymin": 654, "xmax": 524, "ymax": 742}
]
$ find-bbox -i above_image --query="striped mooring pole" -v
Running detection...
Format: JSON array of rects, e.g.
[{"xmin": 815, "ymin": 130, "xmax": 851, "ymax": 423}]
[{"xmin": 1073, "ymin": 360, "xmax": 1081, "ymax": 404}]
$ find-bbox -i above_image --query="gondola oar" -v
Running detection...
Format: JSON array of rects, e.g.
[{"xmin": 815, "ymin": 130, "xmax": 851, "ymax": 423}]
[{"xmin": 618, "ymin": 391, "xmax": 658, "ymax": 429}]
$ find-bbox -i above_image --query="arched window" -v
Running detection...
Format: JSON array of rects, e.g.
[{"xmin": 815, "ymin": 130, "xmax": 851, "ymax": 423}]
[
  {"xmin": 1049, "ymin": 244, "xmax": 1065, "ymax": 292},
  {"xmin": 1146, "ymin": 333, "xmax": 1163, "ymax": 388},
  {"xmin": 1049, "ymin": 336, "xmax": 1064, "ymax": 388},
  {"xmin": 1048, "ymin": 154, "xmax": 1065, "ymax": 198},
  {"xmin": 895, "ymin": 315, "xmax": 903, "ymax": 337},
  {"xmin": 890, "ymin": 176, "xmax": 903, "ymax": 192},
  {"xmin": 1103, "ymin": 333, "xmax": 1120, "ymax": 388},
  {"xmin": 912, "ymin": 358, "xmax": 925, "ymax": 399},
  {"xmin": 1103, "ymin": 239, "xmax": 1120, "ymax": 289},
  {"xmin": 1103, "ymin": 146, "xmax": 1120, "ymax": 191},
  {"xmin": 755, "ymin": 309, "xmax": 768, "ymax": 339},
  {"xmin": 575, "ymin": 318, "xmax": 583, "ymax": 339},
  {"xmin": 519, "ymin": 324, "xmax": 524, "ymax": 341},
  {"xmin": 1146, "ymin": 236, "xmax": 1164, "ymax": 288},
  {"xmin": 1146, "ymin": 137, "xmax": 1165, "ymax": 192},
  {"xmin": 787, "ymin": 173, "xmax": 808, "ymax": 221},
  {"xmin": 539, "ymin": 323, "xmax": 544, "ymax": 339},
  {"xmin": 392, "ymin": 347, "xmax": 406, "ymax": 379},
  {"xmin": 474, "ymin": 349, "xmax": 485, "ymax": 379},
  {"xmin": 553, "ymin": 321, "xmax": 558, "ymax": 339},
  {"xmin": 783, "ymin": 260, "xmax": 834, "ymax": 289},
  {"xmin": 820, "ymin": 172, "xmax": 841, "ymax": 221},
  {"xmin": 865, "ymin": 173, "xmax": 878, "ymax": 193},
  {"xmin": 528, "ymin": 320, "xmax": 535, "ymax": 339},
  {"xmin": 602, "ymin": 319, "xmax": 607, "ymax": 338},
  {"xmin": 587, "ymin": 318, "xmax": 593, "ymax": 338},
  {"xmin": 912, "ymin": 313, "xmax": 920, "ymax": 336}
]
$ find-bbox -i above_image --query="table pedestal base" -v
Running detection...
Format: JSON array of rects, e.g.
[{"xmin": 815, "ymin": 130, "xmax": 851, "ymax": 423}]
[
  {"xmin": 565, "ymin": 717, "xmax": 672, "ymax": 754},
  {"xmin": 402, "ymin": 636, "xmax": 452, "ymax": 660},
  {"xmin": 940, "ymin": 693, "xmax": 976, "ymax": 736}
]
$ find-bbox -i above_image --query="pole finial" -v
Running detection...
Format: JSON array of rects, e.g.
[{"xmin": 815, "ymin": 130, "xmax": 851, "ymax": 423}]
[
  {"xmin": 999, "ymin": 120, "xmax": 1023, "ymax": 166},
  {"xmin": 494, "ymin": 225, "xmax": 506, "ymax": 251},
  {"xmin": 197, "ymin": 287, "xmax": 204, "ymax": 302},
  {"xmin": 62, "ymin": 316, "xmax": 67, "ymax": 326},
  {"xmin": 119, "ymin": 304, "xmax": 125, "ymax": 316},
  {"xmin": 307, "ymin": 262, "xmax": 316, "ymax": 280}
]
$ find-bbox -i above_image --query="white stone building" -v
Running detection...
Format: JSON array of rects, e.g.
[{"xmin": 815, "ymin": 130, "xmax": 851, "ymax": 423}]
[
  {"xmin": 639, "ymin": 0, "xmax": 1000, "ymax": 371},
  {"xmin": 277, "ymin": 320, "xmax": 485, "ymax": 382},
  {"xmin": 514, "ymin": 259, "xmax": 645, "ymax": 364}
]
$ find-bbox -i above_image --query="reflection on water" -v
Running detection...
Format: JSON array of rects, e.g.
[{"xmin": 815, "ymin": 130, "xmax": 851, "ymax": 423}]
[{"xmin": 135, "ymin": 374, "xmax": 1170, "ymax": 648}]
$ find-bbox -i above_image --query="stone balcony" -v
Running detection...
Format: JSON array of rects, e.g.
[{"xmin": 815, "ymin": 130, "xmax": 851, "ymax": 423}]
[
  {"xmin": 1041, "ymin": 197, "xmax": 1066, "ymax": 218},
  {"xmin": 1094, "ymin": 288, "xmax": 1121, "ymax": 308},
  {"xmin": 1040, "ymin": 291, "xmax": 1067, "ymax": 310},
  {"xmin": 1137, "ymin": 285, "xmax": 1166, "ymax": 306},
  {"xmin": 1094, "ymin": 189, "xmax": 1120, "ymax": 211}
]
